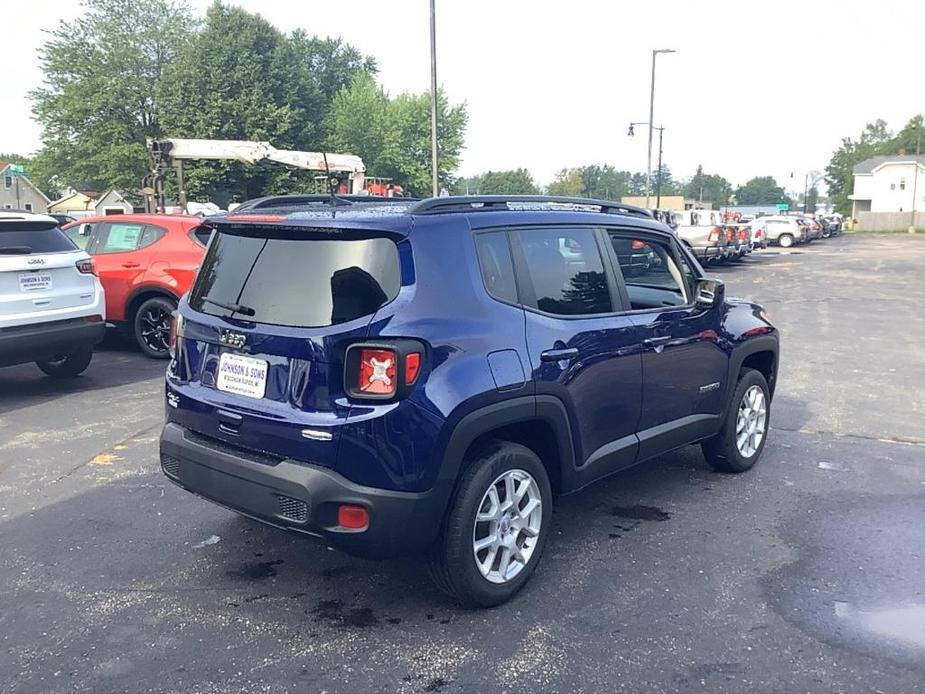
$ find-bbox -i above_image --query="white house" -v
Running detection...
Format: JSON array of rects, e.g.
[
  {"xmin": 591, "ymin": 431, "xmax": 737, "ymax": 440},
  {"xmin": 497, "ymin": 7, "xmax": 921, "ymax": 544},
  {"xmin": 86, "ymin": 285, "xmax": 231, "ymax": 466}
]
[
  {"xmin": 849, "ymin": 155, "xmax": 925, "ymax": 216},
  {"xmin": 93, "ymin": 189, "xmax": 135, "ymax": 216}
]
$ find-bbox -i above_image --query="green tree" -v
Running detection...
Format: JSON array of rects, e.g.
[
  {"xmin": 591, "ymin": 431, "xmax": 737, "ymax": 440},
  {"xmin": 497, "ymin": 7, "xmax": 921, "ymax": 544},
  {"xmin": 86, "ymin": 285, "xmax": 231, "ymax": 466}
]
[
  {"xmin": 683, "ymin": 165, "xmax": 732, "ymax": 207},
  {"xmin": 30, "ymin": 0, "xmax": 194, "ymax": 195},
  {"xmin": 326, "ymin": 73, "xmax": 468, "ymax": 196},
  {"xmin": 805, "ymin": 186, "xmax": 819, "ymax": 213},
  {"xmin": 452, "ymin": 169, "xmax": 539, "ymax": 195},
  {"xmin": 546, "ymin": 168, "xmax": 584, "ymax": 196},
  {"xmin": 887, "ymin": 114, "xmax": 924, "ymax": 156},
  {"xmin": 0, "ymin": 153, "xmax": 32, "ymax": 167},
  {"xmin": 735, "ymin": 176, "xmax": 788, "ymax": 205},
  {"xmin": 651, "ymin": 164, "xmax": 681, "ymax": 198},
  {"xmin": 825, "ymin": 119, "xmax": 894, "ymax": 215}
]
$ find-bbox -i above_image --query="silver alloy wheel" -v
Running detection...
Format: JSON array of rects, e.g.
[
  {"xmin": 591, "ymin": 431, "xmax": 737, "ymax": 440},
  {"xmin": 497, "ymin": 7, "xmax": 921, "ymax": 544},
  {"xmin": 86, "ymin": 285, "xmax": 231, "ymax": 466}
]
[
  {"xmin": 779, "ymin": 234, "xmax": 793, "ymax": 248},
  {"xmin": 736, "ymin": 385, "xmax": 767, "ymax": 458},
  {"xmin": 472, "ymin": 469, "xmax": 543, "ymax": 584}
]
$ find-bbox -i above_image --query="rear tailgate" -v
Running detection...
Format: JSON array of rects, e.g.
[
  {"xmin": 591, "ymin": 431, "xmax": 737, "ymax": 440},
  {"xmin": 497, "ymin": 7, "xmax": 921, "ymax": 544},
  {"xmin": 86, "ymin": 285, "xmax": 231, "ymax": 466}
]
[
  {"xmin": 169, "ymin": 221, "xmax": 407, "ymax": 469},
  {"xmin": 0, "ymin": 221, "xmax": 98, "ymax": 325}
]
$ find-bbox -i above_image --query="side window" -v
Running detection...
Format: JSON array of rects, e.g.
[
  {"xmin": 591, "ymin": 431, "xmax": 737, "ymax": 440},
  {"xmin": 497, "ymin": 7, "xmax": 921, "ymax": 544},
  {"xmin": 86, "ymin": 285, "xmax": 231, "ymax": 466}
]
[
  {"xmin": 64, "ymin": 223, "xmax": 92, "ymax": 251},
  {"xmin": 95, "ymin": 222, "xmax": 145, "ymax": 253},
  {"xmin": 518, "ymin": 227, "xmax": 612, "ymax": 316},
  {"xmin": 675, "ymin": 244, "xmax": 699, "ymax": 296},
  {"xmin": 138, "ymin": 224, "xmax": 166, "ymax": 249},
  {"xmin": 191, "ymin": 225, "xmax": 213, "ymax": 247},
  {"xmin": 474, "ymin": 231, "xmax": 518, "ymax": 304},
  {"xmin": 610, "ymin": 234, "xmax": 688, "ymax": 310}
]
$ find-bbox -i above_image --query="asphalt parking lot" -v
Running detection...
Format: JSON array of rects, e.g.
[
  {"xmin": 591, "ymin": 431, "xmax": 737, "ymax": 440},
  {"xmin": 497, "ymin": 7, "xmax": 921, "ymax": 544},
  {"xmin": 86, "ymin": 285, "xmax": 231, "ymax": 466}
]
[{"xmin": 2, "ymin": 234, "xmax": 923, "ymax": 693}]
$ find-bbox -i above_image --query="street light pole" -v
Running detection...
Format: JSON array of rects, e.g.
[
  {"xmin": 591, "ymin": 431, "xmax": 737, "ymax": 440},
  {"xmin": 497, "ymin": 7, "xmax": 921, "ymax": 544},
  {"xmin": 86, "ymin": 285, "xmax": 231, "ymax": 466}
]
[
  {"xmin": 655, "ymin": 126, "xmax": 665, "ymax": 208},
  {"xmin": 645, "ymin": 49, "xmax": 675, "ymax": 209},
  {"xmin": 429, "ymin": 0, "xmax": 439, "ymax": 198}
]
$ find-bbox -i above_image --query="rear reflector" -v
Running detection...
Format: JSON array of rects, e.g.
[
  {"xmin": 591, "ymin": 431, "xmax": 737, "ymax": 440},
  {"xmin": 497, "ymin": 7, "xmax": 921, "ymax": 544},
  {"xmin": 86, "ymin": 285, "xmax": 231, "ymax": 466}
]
[
  {"xmin": 338, "ymin": 504, "xmax": 369, "ymax": 530},
  {"xmin": 358, "ymin": 348, "xmax": 397, "ymax": 395}
]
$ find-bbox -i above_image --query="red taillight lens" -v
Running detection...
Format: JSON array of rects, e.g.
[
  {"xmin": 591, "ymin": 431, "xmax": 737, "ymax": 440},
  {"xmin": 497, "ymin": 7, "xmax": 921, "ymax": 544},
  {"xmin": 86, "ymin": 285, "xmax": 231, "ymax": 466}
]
[
  {"xmin": 75, "ymin": 258, "xmax": 96, "ymax": 276},
  {"xmin": 405, "ymin": 352, "xmax": 421, "ymax": 385},
  {"xmin": 337, "ymin": 504, "xmax": 369, "ymax": 530},
  {"xmin": 725, "ymin": 229, "xmax": 734, "ymax": 242},
  {"xmin": 708, "ymin": 227, "xmax": 721, "ymax": 242},
  {"xmin": 358, "ymin": 348, "xmax": 397, "ymax": 395},
  {"xmin": 631, "ymin": 239, "xmax": 646, "ymax": 250},
  {"xmin": 169, "ymin": 312, "xmax": 183, "ymax": 359},
  {"xmin": 738, "ymin": 229, "xmax": 747, "ymax": 241}
]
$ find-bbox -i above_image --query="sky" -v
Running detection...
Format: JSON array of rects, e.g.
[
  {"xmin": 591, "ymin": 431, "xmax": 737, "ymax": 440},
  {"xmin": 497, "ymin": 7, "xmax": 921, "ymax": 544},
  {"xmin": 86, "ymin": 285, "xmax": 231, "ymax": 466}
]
[{"xmin": 2, "ymin": 0, "xmax": 923, "ymax": 195}]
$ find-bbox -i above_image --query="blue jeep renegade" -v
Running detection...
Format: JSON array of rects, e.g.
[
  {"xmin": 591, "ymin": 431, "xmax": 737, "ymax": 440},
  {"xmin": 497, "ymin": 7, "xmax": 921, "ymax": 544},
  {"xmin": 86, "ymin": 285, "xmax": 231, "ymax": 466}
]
[{"xmin": 160, "ymin": 195, "xmax": 779, "ymax": 607}]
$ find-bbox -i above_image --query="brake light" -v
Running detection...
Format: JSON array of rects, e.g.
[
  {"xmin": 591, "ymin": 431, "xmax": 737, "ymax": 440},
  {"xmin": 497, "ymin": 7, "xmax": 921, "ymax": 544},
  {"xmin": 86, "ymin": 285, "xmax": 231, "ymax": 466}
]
[
  {"xmin": 708, "ymin": 227, "xmax": 721, "ymax": 242},
  {"xmin": 738, "ymin": 228, "xmax": 747, "ymax": 241},
  {"xmin": 358, "ymin": 348, "xmax": 397, "ymax": 395},
  {"xmin": 755, "ymin": 228, "xmax": 763, "ymax": 238},
  {"xmin": 405, "ymin": 352, "xmax": 421, "ymax": 385},
  {"xmin": 725, "ymin": 228, "xmax": 735, "ymax": 242},
  {"xmin": 75, "ymin": 258, "xmax": 96, "ymax": 275},
  {"xmin": 631, "ymin": 239, "xmax": 646, "ymax": 250}
]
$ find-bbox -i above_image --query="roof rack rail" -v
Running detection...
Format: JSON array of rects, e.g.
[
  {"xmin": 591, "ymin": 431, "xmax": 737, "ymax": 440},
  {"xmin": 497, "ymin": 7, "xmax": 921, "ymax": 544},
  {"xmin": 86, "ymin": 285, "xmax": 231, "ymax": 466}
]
[
  {"xmin": 234, "ymin": 194, "xmax": 418, "ymax": 212},
  {"xmin": 409, "ymin": 195, "xmax": 654, "ymax": 219}
]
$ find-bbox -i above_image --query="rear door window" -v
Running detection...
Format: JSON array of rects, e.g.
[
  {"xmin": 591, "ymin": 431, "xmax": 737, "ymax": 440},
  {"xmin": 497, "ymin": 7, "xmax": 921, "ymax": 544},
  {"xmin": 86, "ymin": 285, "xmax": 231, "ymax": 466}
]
[
  {"xmin": 516, "ymin": 227, "xmax": 613, "ymax": 316},
  {"xmin": 0, "ymin": 221, "xmax": 77, "ymax": 254},
  {"xmin": 94, "ymin": 222, "xmax": 145, "ymax": 253},
  {"xmin": 138, "ymin": 224, "xmax": 166, "ymax": 249},
  {"xmin": 189, "ymin": 231, "xmax": 401, "ymax": 327}
]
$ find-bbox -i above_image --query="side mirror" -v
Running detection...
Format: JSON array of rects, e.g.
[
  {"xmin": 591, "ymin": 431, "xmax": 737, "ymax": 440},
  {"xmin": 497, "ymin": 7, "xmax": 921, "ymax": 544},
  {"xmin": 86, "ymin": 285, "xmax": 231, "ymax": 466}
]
[{"xmin": 695, "ymin": 278, "xmax": 724, "ymax": 309}]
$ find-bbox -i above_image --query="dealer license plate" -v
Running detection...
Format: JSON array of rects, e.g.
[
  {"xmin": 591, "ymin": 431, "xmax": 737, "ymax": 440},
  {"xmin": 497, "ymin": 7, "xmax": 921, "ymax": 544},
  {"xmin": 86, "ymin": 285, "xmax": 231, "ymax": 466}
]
[
  {"xmin": 216, "ymin": 352, "xmax": 268, "ymax": 399},
  {"xmin": 20, "ymin": 272, "xmax": 52, "ymax": 292}
]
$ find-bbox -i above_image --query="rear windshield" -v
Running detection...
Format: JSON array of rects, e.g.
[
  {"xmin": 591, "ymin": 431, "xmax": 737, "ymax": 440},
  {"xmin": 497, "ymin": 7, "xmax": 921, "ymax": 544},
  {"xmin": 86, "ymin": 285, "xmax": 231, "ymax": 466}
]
[
  {"xmin": 189, "ymin": 230, "xmax": 401, "ymax": 327},
  {"xmin": 0, "ymin": 222, "xmax": 78, "ymax": 255}
]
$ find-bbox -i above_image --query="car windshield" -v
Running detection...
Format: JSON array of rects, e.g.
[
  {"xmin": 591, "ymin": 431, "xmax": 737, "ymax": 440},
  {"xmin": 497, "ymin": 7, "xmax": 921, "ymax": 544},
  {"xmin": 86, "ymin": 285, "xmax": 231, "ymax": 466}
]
[{"xmin": 188, "ymin": 229, "xmax": 401, "ymax": 327}]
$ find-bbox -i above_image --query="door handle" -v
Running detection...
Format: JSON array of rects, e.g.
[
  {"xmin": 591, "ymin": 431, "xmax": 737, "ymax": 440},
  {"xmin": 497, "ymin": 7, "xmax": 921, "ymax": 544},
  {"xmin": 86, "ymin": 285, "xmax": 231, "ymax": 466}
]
[
  {"xmin": 121, "ymin": 262, "xmax": 140, "ymax": 268},
  {"xmin": 540, "ymin": 347, "xmax": 579, "ymax": 363}
]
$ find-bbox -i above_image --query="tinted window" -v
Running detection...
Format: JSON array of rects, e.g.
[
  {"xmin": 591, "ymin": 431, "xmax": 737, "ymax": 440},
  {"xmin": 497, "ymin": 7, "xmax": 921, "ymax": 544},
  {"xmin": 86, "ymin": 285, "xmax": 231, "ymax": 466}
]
[
  {"xmin": 0, "ymin": 222, "xmax": 78, "ymax": 254},
  {"xmin": 63, "ymin": 223, "xmax": 92, "ymax": 250},
  {"xmin": 96, "ymin": 222, "xmax": 144, "ymax": 253},
  {"xmin": 518, "ymin": 228, "xmax": 612, "ymax": 315},
  {"xmin": 138, "ymin": 225, "xmax": 166, "ymax": 249},
  {"xmin": 189, "ymin": 231, "xmax": 401, "ymax": 328},
  {"xmin": 610, "ymin": 234, "xmax": 688, "ymax": 309},
  {"xmin": 191, "ymin": 225, "xmax": 212, "ymax": 247},
  {"xmin": 475, "ymin": 231, "xmax": 517, "ymax": 303}
]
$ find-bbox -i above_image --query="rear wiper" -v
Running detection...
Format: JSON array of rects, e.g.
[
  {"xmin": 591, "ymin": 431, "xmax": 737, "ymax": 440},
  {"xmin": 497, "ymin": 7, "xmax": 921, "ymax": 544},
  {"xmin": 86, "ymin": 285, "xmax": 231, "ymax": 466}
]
[
  {"xmin": 0, "ymin": 246, "xmax": 32, "ymax": 254},
  {"xmin": 201, "ymin": 295, "xmax": 256, "ymax": 317}
]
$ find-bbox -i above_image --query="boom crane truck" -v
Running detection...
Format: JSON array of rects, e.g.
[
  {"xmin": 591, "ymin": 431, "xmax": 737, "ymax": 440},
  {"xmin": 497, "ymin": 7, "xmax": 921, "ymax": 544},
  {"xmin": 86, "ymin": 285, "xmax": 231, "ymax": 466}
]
[{"xmin": 143, "ymin": 138, "xmax": 368, "ymax": 213}]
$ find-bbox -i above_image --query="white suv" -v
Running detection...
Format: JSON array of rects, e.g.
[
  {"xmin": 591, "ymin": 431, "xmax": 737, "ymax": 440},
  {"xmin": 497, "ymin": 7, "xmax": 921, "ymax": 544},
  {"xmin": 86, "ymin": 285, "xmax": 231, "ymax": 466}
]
[{"xmin": 0, "ymin": 211, "xmax": 106, "ymax": 377}]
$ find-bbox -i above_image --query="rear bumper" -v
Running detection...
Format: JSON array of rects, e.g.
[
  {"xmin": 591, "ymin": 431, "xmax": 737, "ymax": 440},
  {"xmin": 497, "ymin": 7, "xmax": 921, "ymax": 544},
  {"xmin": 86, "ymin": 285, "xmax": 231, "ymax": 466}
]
[
  {"xmin": 690, "ymin": 245, "xmax": 725, "ymax": 261},
  {"xmin": 0, "ymin": 317, "xmax": 105, "ymax": 367},
  {"xmin": 159, "ymin": 422, "xmax": 447, "ymax": 559}
]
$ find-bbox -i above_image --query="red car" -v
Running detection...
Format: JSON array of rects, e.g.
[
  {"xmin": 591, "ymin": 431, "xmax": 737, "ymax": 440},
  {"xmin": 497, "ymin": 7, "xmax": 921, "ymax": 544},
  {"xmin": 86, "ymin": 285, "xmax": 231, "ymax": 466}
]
[{"xmin": 63, "ymin": 214, "xmax": 208, "ymax": 358}]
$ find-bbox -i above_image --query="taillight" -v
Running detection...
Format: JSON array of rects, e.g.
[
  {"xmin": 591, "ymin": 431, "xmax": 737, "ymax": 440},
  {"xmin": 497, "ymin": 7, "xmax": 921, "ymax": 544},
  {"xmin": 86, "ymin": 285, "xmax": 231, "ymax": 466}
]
[
  {"xmin": 357, "ymin": 348, "xmax": 397, "ymax": 396},
  {"xmin": 346, "ymin": 342, "xmax": 424, "ymax": 400},
  {"xmin": 708, "ymin": 227, "xmax": 721, "ymax": 242},
  {"xmin": 76, "ymin": 258, "xmax": 96, "ymax": 275},
  {"xmin": 169, "ymin": 312, "xmax": 184, "ymax": 359},
  {"xmin": 725, "ymin": 228, "xmax": 734, "ymax": 242},
  {"xmin": 738, "ymin": 228, "xmax": 747, "ymax": 241},
  {"xmin": 405, "ymin": 352, "xmax": 422, "ymax": 385},
  {"xmin": 631, "ymin": 239, "xmax": 646, "ymax": 250}
]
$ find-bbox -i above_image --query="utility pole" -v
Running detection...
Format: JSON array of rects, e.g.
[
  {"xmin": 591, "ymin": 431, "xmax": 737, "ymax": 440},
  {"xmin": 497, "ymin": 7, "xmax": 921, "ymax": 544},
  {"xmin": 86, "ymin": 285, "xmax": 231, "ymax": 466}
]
[
  {"xmin": 803, "ymin": 173, "xmax": 809, "ymax": 214},
  {"xmin": 655, "ymin": 126, "xmax": 665, "ymax": 208},
  {"xmin": 645, "ymin": 49, "xmax": 675, "ymax": 208},
  {"xmin": 911, "ymin": 131, "xmax": 921, "ymax": 233},
  {"xmin": 429, "ymin": 0, "xmax": 439, "ymax": 198}
]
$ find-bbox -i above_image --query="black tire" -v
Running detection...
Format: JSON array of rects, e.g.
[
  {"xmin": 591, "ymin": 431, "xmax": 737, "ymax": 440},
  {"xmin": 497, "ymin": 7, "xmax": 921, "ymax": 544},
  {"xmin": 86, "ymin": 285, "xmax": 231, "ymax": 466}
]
[
  {"xmin": 133, "ymin": 296, "xmax": 176, "ymax": 359},
  {"xmin": 778, "ymin": 234, "xmax": 794, "ymax": 248},
  {"xmin": 36, "ymin": 347, "xmax": 93, "ymax": 378},
  {"xmin": 702, "ymin": 368, "xmax": 771, "ymax": 473},
  {"xmin": 428, "ymin": 440, "xmax": 553, "ymax": 608}
]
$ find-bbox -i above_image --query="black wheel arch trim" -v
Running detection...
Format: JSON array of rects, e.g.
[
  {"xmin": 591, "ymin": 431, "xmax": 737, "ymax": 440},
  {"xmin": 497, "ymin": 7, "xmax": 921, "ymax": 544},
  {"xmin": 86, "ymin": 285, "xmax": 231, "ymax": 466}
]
[
  {"xmin": 126, "ymin": 285, "xmax": 180, "ymax": 320},
  {"xmin": 436, "ymin": 395, "xmax": 577, "ymax": 506},
  {"xmin": 723, "ymin": 334, "xmax": 779, "ymax": 412}
]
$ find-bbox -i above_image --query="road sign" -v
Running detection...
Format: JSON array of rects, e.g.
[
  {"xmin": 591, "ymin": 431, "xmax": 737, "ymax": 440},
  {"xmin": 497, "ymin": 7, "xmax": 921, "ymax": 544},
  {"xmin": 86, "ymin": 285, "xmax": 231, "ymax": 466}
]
[{"xmin": 776, "ymin": 203, "xmax": 790, "ymax": 212}]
